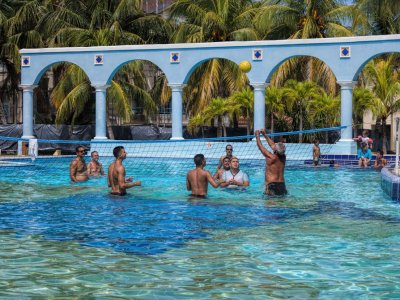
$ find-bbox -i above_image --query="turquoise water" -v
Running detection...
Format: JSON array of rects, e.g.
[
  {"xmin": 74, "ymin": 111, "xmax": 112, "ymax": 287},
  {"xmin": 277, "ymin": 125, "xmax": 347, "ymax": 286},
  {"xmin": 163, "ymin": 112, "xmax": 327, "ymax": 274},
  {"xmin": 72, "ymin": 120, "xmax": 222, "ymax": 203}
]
[{"xmin": 0, "ymin": 157, "xmax": 400, "ymax": 298}]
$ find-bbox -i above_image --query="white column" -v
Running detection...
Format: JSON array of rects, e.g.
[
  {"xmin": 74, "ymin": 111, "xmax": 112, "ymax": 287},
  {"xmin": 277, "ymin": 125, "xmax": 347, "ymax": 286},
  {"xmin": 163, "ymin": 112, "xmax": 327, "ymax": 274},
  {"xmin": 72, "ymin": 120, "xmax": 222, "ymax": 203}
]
[
  {"xmin": 20, "ymin": 85, "xmax": 37, "ymax": 139},
  {"xmin": 337, "ymin": 81, "xmax": 357, "ymax": 141},
  {"xmin": 92, "ymin": 84, "xmax": 110, "ymax": 140},
  {"xmin": 251, "ymin": 82, "xmax": 268, "ymax": 132},
  {"xmin": 168, "ymin": 83, "xmax": 185, "ymax": 140}
]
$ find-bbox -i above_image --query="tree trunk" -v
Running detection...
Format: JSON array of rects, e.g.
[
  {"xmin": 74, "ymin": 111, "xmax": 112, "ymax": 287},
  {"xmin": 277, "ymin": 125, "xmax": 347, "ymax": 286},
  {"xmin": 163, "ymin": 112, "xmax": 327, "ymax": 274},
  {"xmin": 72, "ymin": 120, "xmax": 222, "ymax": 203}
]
[
  {"xmin": 107, "ymin": 117, "xmax": 115, "ymax": 140},
  {"xmin": 217, "ymin": 117, "xmax": 222, "ymax": 137},
  {"xmin": 299, "ymin": 107, "xmax": 303, "ymax": 143},
  {"xmin": 382, "ymin": 117, "xmax": 387, "ymax": 154},
  {"xmin": 271, "ymin": 111, "xmax": 274, "ymax": 133}
]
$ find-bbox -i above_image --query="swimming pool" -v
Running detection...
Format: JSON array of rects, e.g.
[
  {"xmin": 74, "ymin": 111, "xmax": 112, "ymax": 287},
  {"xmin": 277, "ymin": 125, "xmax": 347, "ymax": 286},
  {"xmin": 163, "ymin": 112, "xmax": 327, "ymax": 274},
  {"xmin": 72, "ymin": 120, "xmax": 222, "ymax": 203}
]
[{"xmin": 0, "ymin": 157, "xmax": 399, "ymax": 298}]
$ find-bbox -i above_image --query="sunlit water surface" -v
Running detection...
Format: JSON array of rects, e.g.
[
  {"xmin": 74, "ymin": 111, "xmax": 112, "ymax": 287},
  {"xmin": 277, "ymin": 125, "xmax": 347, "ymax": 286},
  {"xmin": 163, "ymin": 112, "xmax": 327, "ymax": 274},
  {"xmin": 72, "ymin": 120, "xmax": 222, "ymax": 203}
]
[{"xmin": 0, "ymin": 157, "xmax": 399, "ymax": 298}]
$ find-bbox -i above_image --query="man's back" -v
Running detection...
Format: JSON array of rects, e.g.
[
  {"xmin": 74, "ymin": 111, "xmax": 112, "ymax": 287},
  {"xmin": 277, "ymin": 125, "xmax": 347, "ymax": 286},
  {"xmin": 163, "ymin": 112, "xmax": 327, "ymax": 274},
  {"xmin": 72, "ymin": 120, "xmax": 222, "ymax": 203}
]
[
  {"xmin": 187, "ymin": 168, "xmax": 210, "ymax": 196},
  {"xmin": 266, "ymin": 155, "xmax": 285, "ymax": 183}
]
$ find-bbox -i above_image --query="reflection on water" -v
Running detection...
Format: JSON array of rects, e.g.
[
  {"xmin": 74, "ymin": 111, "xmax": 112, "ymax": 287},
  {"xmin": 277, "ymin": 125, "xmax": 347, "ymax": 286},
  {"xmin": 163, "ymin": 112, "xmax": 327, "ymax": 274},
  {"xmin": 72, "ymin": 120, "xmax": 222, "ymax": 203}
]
[{"xmin": 0, "ymin": 159, "xmax": 400, "ymax": 298}]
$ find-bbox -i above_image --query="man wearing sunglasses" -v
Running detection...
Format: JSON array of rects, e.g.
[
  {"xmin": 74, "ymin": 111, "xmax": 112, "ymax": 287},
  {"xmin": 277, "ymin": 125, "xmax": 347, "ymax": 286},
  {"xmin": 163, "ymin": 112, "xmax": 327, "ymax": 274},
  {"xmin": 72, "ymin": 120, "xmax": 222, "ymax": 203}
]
[
  {"xmin": 70, "ymin": 145, "xmax": 88, "ymax": 183},
  {"xmin": 216, "ymin": 144, "xmax": 234, "ymax": 170}
]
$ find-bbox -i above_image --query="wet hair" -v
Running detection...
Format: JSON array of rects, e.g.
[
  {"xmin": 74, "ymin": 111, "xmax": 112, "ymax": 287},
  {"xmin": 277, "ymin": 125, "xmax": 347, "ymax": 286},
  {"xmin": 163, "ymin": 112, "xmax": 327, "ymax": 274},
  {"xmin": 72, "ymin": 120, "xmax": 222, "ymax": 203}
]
[
  {"xmin": 225, "ymin": 144, "xmax": 233, "ymax": 151},
  {"xmin": 75, "ymin": 145, "xmax": 84, "ymax": 153},
  {"xmin": 275, "ymin": 142, "xmax": 286, "ymax": 155},
  {"xmin": 91, "ymin": 151, "xmax": 98, "ymax": 157},
  {"xmin": 194, "ymin": 154, "xmax": 205, "ymax": 166},
  {"xmin": 113, "ymin": 146, "xmax": 124, "ymax": 158}
]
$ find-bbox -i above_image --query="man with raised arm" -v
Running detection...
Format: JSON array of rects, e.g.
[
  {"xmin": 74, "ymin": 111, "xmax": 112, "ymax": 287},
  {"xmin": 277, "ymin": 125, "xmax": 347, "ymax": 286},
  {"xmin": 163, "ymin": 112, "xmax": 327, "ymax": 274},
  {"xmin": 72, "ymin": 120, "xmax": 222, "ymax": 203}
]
[
  {"xmin": 70, "ymin": 145, "xmax": 88, "ymax": 183},
  {"xmin": 255, "ymin": 129, "xmax": 287, "ymax": 196},
  {"xmin": 187, "ymin": 154, "xmax": 220, "ymax": 198},
  {"xmin": 108, "ymin": 146, "xmax": 141, "ymax": 196}
]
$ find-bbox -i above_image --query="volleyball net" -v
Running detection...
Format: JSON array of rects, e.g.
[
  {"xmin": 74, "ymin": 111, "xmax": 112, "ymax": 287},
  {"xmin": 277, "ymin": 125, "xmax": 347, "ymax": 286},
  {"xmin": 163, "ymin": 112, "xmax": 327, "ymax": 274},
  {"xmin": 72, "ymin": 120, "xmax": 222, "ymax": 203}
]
[{"xmin": 0, "ymin": 126, "xmax": 345, "ymax": 174}]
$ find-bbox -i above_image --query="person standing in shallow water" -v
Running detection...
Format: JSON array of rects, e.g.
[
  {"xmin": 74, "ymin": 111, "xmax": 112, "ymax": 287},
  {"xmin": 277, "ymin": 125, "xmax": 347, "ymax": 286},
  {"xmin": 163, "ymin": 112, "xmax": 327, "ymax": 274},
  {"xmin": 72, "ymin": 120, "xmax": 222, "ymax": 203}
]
[
  {"xmin": 70, "ymin": 145, "xmax": 88, "ymax": 183},
  {"xmin": 187, "ymin": 154, "xmax": 220, "ymax": 198},
  {"xmin": 87, "ymin": 151, "xmax": 105, "ymax": 177},
  {"xmin": 255, "ymin": 129, "xmax": 287, "ymax": 196},
  {"xmin": 108, "ymin": 146, "xmax": 141, "ymax": 196}
]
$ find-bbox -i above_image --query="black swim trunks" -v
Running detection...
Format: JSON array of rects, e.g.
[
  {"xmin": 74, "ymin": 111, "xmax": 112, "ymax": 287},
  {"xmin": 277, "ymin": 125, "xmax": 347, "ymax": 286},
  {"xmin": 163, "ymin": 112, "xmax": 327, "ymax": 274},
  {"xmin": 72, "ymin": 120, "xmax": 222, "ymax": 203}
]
[
  {"xmin": 110, "ymin": 191, "xmax": 127, "ymax": 196},
  {"xmin": 266, "ymin": 182, "xmax": 288, "ymax": 196},
  {"xmin": 189, "ymin": 194, "xmax": 207, "ymax": 199}
]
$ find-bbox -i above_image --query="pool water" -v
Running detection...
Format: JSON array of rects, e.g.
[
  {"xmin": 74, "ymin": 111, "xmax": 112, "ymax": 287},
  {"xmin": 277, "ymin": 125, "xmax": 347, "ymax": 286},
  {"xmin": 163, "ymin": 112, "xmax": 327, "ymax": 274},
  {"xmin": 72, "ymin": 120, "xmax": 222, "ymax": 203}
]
[{"xmin": 0, "ymin": 158, "xmax": 399, "ymax": 298}]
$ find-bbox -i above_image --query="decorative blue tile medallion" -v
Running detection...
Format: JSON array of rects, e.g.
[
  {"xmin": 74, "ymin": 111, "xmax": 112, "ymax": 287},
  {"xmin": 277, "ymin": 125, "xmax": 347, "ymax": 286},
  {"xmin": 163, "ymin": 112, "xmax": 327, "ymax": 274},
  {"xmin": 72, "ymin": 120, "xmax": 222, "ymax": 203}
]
[
  {"xmin": 253, "ymin": 49, "xmax": 263, "ymax": 61},
  {"xmin": 94, "ymin": 54, "xmax": 104, "ymax": 65},
  {"xmin": 340, "ymin": 46, "xmax": 350, "ymax": 58},
  {"xmin": 170, "ymin": 52, "xmax": 180, "ymax": 63},
  {"xmin": 21, "ymin": 56, "xmax": 30, "ymax": 67}
]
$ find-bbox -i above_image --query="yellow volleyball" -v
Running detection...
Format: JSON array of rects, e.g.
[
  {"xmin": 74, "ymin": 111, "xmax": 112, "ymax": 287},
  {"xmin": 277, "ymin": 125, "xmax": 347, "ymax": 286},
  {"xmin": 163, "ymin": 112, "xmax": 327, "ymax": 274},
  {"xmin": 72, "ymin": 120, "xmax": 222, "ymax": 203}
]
[{"xmin": 239, "ymin": 60, "xmax": 252, "ymax": 73}]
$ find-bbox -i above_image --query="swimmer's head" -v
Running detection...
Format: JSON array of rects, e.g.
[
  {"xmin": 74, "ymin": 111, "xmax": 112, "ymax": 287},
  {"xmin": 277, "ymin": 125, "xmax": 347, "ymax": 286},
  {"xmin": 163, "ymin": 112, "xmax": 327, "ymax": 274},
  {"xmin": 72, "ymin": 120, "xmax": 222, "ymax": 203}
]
[
  {"xmin": 91, "ymin": 151, "xmax": 99, "ymax": 159},
  {"xmin": 76, "ymin": 145, "xmax": 85, "ymax": 156},
  {"xmin": 222, "ymin": 156, "xmax": 231, "ymax": 169},
  {"xmin": 274, "ymin": 142, "xmax": 286, "ymax": 156},
  {"xmin": 113, "ymin": 146, "xmax": 125, "ymax": 158},
  {"xmin": 194, "ymin": 154, "xmax": 205, "ymax": 167}
]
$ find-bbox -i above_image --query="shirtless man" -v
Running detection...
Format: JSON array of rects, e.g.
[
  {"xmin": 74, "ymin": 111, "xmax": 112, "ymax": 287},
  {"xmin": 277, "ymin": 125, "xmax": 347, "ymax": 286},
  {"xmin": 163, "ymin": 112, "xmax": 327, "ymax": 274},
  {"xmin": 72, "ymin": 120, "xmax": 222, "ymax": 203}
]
[
  {"xmin": 213, "ymin": 156, "xmax": 230, "ymax": 180},
  {"xmin": 255, "ymin": 129, "xmax": 287, "ymax": 196},
  {"xmin": 70, "ymin": 145, "xmax": 88, "ymax": 183},
  {"xmin": 108, "ymin": 146, "xmax": 141, "ymax": 196},
  {"xmin": 87, "ymin": 151, "xmax": 105, "ymax": 177},
  {"xmin": 313, "ymin": 139, "xmax": 321, "ymax": 166},
  {"xmin": 187, "ymin": 154, "xmax": 220, "ymax": 198},
  {"xmin": 216, "ymin": 144, "xmax": 234, "ymax": 170},
  {"xmin": 220, "ymin": 156, "xmax": 249, "ymax": 188}
]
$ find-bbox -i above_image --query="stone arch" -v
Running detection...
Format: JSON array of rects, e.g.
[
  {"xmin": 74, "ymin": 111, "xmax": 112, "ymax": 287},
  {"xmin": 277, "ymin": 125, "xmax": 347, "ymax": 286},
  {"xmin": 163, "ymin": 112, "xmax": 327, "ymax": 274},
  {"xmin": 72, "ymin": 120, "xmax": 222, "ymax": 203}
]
[
  {"xmin": 30, "ymin": 60, "xmax": 92, "ymax": 86},
  {"xmin": 352, "ymin": 51, "xmax": 400, "ymax": 81},
  {"xmin": 106, "ymin": 58, "xmax": 168, "ymax": 85},
  {"xmin": 265, "ymin": 54, "xmax": 337, "ymax": 86}
]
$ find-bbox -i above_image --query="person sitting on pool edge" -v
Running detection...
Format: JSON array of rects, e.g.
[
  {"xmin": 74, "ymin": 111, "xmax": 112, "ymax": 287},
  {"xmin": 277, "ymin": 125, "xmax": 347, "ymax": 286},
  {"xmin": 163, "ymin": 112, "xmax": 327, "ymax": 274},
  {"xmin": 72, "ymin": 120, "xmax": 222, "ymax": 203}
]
[
  {"xmin": 374, "ymin": 149, "xmax": 388, "ymax": 170},
  {"xmin": 87, "ymin": 151, "xmax": 105, "ymax": 177},
  {"xmin": 216, "ymin": 144, "xmax": 234, "ymax": 170},
  {"xmin": 108, "ymin": 146, "xmax": 141, "ymax": 196},
  {"xmin": 213, "ymin": 156, "xmax": 231, "ymax": 180},
  {"xmin": 187, "ymin": 153, "xmax": 220, "ymax": 198},
  {"xmin": 357, "ymin": 142, "xmax": 372, "ymax": 167},
  {"xmin": 70, "ymin": 145, "xmax": 88, "ymax": 183},
  {"xmin": 219, "ymin": 156, "xmax": 249, "ymax": 188}
]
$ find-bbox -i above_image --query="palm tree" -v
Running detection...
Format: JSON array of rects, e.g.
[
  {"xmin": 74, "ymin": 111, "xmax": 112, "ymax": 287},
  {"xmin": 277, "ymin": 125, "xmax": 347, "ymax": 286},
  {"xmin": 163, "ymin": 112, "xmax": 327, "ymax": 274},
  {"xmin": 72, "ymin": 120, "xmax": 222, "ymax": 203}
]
[
  {"xmin": 354, "ymin": 0, "xmax": 400, "ymax": 34},
  {"xmin": 202, "ymin": 97, "xmax": 232, "ymax": 137},
  {"xmin": 168, "ymin": 0, "xmax": 261, "ymax": 116},
  {"xmin": 352, "ymin": 86, "xmax": 378, "ymax": 138},
  {"xmin": 283, "ymin": 80, "xmax": 321, "ymax": 142},
  {"xmin": 47, "ymin": 0, "xmax": 168, "ymax": 133},
  {"xmin": 265, "ymin": 86, "xmax": 285, "ymax": 133},
  {"xmin": 362, "ymin": 56, "xmax": 400, "ymax": 153},
  {"xmin": 227, "ymin": 87, "xmax": 253, "ymax": 136},
  {"xmin": 307, "ymin": 91, "xmax": 340, "ymax": 142},
  {"xmin": 254, "ymin": 0, "xmax": 354, "ymax": 93}
]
